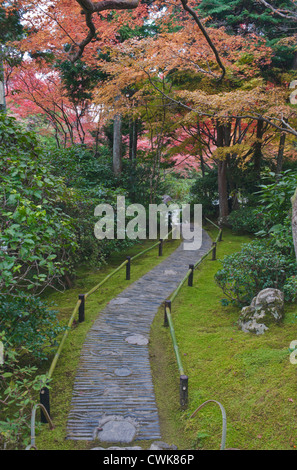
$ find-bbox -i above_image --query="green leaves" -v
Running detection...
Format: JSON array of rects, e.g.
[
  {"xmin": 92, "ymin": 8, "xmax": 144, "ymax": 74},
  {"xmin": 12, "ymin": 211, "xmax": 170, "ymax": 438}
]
[
  {"xmin": 0, "ymin": 334, "xmax": 52, "ymax": 449},
  {"xmin": 215, "ymin": 240, "xmax": 297, "ymax": 306},
  {"xmin": 0, "ymin": 293, "xmax": 65, "ymax": 361},
  {"xmin": 0, "ymin": 114, "xmax": 77, "ymax": 294}
]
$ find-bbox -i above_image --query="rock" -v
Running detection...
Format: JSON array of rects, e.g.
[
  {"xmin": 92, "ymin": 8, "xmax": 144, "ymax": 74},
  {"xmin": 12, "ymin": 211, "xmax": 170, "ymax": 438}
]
[
  {"xmin": 91, "ymin": 446, "xmax": 143, "ymax": 450},
  {"xmin": 94, "ymin": 416, "xmax": 137, "ymax": 443},
  {"xmin": 91, "ymin": 442, "xmax": 177, "ymax": 450},
  {"xmin": 238, "ymin": 288, "xmax": 284, "ymax": 335},
  {"xmin": 149, "ymin": 441, "xmax": 178, "ymax": 450},
  {"xmin": 125, "ymin": 334, "xmax": 149, "ymax": 345},
  {"xmin": 114, "ymin": 367, "xmax": 132, "ymax": 377}
]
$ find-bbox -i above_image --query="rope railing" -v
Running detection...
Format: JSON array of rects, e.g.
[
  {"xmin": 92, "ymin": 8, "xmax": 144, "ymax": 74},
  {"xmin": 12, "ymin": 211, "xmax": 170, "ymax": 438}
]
[
  {"xmin": 39, "ymin": 229, "xmax": 173, "ymax": 423},
  {"xmin": 163, "ymin": 220, "xmax": 223, "ymax": 409}
]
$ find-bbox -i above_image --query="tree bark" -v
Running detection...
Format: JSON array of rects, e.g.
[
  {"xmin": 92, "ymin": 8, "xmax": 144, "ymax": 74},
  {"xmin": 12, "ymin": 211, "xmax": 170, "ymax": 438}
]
[
  {"xmin": 276, "ymin": 128, "xmax": 286, "ymax": 176},
  {"xmin": 113, "ymin": 113, "xmax": 122, "ymax": 176},
  {"xmin": 254, "ymin": 118, "xmax": 264, "ymax": 175},
  {"xmin": 217, "ymin": 159, "xmax": 229, "ymax": 221},
  {"xmin": 129, "ymin": 118, "xmax": 138, "ymax": 162},
  {"xmin": 0, "ymin": 47, "xmax": 6, "ymax": 113},
  {"xmin": 216, "ymin": 122, "xmax": 229, "ymax": 224},
  {"xmin": 292, "ymin": 188, "xmax": 297, "ymax": 261}
]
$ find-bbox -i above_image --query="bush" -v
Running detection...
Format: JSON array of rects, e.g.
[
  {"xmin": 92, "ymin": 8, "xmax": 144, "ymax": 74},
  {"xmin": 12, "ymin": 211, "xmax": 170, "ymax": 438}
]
[
  {"xmin": 0, "ymin": 114, "xmax": 77, "ymax": 294},
  {"xmin": 283, "ymin": 275, "xmax": 297, "ymax": 303},
  {"xmin": 0, "ymin": 333, "xmax": 49, "ymax": 449},
  {"xmin": 0, "ymin": 293, "xmax": 65, "ymax": 361},
  {"xmin": 190, "ymin": 170, "xmax": 219, "ymax": 217},
  {"xmin": 215, "ymin": 240, "xmax": 296, "ymax": 306},
  {"xmin": 228, "ymin": 206, "xmax": 264, "ymax": 234}
]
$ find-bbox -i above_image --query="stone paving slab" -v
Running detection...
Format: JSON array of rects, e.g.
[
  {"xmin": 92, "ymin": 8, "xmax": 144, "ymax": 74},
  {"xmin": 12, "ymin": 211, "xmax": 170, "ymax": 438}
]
[{"xmin": 66, "ymin": 230, "xmax": 212, "ymax": 442}]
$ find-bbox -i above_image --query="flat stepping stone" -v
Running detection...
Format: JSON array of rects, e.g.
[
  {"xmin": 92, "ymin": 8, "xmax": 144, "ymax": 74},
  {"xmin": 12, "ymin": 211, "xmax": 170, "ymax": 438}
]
[
  {"xmin": 114, "ymin": 367, "xmax": 132, "ymax": 377},
  {"xmin": 109, "ymin": 298, "xmax": 130, "ymax": 305},
  {"xmin": 94, "ymin": 416, "xmax": 137, "ymax": 443},
  {"xmin": 125, "ymin": 334, "xmax": 149, "ymax": 345},
  {"xmin": 66, "ymin": 229, "xmax": 213, "ymax": 442}
]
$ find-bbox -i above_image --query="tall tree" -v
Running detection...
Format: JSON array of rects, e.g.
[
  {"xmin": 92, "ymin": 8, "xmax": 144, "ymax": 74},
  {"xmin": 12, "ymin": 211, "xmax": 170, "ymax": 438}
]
[{"xmin": 0, "ymin": 4, "xmax": 23, "ymax": 111}]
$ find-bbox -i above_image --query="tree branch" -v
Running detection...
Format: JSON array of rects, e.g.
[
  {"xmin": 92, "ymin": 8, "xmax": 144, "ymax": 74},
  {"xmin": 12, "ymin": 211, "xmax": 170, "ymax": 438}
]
[
  {"xmin": 258, "ymin": 0, "xmax": 297, "ymax": 20},
  {"xmin": 70, "ymin": 0, "xmax": 140, "ymax": 61},
  {"xmin": 179, "ymin": 0, "xmax": 226, "ymax": 81}
]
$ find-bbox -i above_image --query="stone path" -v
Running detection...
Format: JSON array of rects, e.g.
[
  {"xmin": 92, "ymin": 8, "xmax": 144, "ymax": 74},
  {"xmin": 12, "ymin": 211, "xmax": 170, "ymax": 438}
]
[{"xmin": 66, "ymin": 229, "xmax": 212, "ymax": 443}]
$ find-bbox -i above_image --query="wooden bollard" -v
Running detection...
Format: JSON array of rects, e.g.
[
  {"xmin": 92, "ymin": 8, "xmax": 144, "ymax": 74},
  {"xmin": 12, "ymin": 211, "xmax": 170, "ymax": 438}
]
[
  {"xmin": 212, "ymin": 242, "xmax": 217, "ymax": 261},
  {"xmin": 188, "ymin": 264, "xmax": 194, "ymax": 286},
  {"xmin": 78, "ymin": 294, "xmax": 85, "ymax": 323},
  {"xmin": 159, "ymin": 239, "xmax": 163, "ymax": 256},
  {"xmin": 126, "ymin": 256, "xmax": 131, "ymax": 280},
  {"xmin": 40, "ymin": 383, "xmax": 50, "ymax": 423},
  {"xmin": 164, "ymin": 300, "xmax": 171, "ymax": 327},
  {"xmin": 180, "ymin": 375, "xmax": 188, "ymax": 409}
]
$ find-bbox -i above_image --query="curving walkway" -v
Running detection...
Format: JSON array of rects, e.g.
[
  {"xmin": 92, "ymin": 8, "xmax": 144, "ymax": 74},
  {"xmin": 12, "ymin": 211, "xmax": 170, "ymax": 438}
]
[{"xmin": 66, "ymin": 229, "xmax": 212, "ymax": 443}]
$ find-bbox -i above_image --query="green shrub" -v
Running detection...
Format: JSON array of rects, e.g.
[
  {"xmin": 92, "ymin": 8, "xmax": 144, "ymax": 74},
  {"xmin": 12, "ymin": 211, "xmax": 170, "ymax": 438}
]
[
  {"xmin": 0, "ymin": 293, "xmax": 65, "ymax": 361},
  {"xmin": 0, "ymin": 333, "xmax": 49, "ymax": 449},
  {"xmin": 0, "ymin": 114, "xmax": 77, "ymax": 294},
  {"xmin": 190, "ymin": 170, "xmax": 219, "ymax": 217},
  {"xmin": 283, "ymin": 275, "xmax": 297, "ymax": 303},
  {"xmin": 215, "ymin": 240, "xmax": 296, "ymax": 306},
  {"xmin": 228, "ymin": 206, "xmax": 264, "ymax": 234}
]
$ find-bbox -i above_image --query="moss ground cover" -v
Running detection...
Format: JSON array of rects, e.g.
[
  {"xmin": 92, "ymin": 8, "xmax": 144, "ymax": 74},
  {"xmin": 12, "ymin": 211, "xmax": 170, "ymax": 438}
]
[{"xmin": 150, "ymin": 226, "xmax": 297, "ymax": 450}]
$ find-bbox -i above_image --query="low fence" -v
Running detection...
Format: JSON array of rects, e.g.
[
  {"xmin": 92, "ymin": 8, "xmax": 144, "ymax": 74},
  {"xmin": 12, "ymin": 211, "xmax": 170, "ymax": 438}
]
[
  {"xmin": 163, "ymin": 218, "xmax": 223, "ymax": 409},
  {"xmin": 39, "ymin": 230, "xmax": 173, "ymax": 423}
]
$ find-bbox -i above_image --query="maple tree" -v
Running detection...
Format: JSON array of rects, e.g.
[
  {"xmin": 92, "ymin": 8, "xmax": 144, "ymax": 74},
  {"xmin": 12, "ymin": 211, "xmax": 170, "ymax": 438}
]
[
  {"xmin": 3, "ymin": 0, "xmax": 297, "ymax": 223},
  {"xmin": 85, "ymin": 12, "xmax": 296, "ymax": 218}
]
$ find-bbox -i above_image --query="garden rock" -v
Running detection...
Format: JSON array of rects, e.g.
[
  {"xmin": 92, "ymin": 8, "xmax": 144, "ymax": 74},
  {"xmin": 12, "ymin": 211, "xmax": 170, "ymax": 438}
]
[{"xmin": 238, "ymin": 288, "xmax": 284, "ymax": 335}]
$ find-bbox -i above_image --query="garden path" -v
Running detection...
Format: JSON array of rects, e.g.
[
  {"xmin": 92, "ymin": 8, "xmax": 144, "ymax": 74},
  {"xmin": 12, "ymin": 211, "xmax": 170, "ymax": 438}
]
[{"xmin": 66, "ymin": 228, "xmax": 212, "ymax": 443}]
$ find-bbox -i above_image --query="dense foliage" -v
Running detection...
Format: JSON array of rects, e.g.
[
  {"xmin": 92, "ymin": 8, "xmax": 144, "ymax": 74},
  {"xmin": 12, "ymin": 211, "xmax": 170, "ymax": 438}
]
[{"xmin": 0, "ymin": 115, "xmax": 77, "ymax": 294}]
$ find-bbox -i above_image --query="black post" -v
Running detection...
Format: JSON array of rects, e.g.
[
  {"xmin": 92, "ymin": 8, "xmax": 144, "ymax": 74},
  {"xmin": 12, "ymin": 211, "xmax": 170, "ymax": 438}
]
[
  {"xmin": 78, "ymin": 294, "xmax": 85, "ymax": 323},
  {"xmin": 40, "ymin": 384, "xmax": 50, "ymax": 423},
  {"xmin": 164, "ymin": 300, "xmax": 171, "ymax": 327},
  {"xmin": 126, "ymin": 256, "xmax": 131, "ymax": 280},
  {"xmin": 218, "ymin": 230, "xmax": 223, "ymax": 242},
  {"xmin": 180, "ymin": 375, "xmax": 188, "ymax": 409},
  {"xmin": 188, "ymin": 264, "xmax": 194, "ymax": 287},
  {"xmin": 159, "ymin": 239, "xmax": 163, "ymax": 256},
  {"xmin": 168, "ymin": 212, "xmax": 172, "ymax": 230},
  {"xmin": 212, "ymin": 242, "xmax": 217, "ymax": 261}
]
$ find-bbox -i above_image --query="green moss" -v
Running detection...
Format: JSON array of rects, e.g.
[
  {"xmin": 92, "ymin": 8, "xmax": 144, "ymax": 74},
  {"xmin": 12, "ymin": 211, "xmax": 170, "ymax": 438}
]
[{"xmin": 150, "ymin": 227, "xmax": 297, "ymax": 450}]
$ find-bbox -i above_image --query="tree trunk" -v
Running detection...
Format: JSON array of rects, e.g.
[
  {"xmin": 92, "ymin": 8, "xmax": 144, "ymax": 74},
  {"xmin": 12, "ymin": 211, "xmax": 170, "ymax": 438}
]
[
  {"xmin": 276, "ymin": 129, "xmax": 286, "ymax": 176},
  {"xmin": 292, "ymin": 188, "xmax": 297, "ymax": 262},
  {"xmin": 216, "ymin": 122, "xmax": 229, "ymax": 224},
  {"xmin": 129, "ymin": 118, "xmax": 138, "ymax": 163},
  {"xmin": 254, "ymin": 118, "xmax": 264, "ymax": 175},
  {"xmin": 113, "ymin": 113, "xmax": 122, "ymax": 176},
  {"xmin": 217, "ymin": 159, "xmax": 229, "ymax": 221},
  {"xmin": 0, "ymin": 47, "xmax": 6, "ymax": 113}
]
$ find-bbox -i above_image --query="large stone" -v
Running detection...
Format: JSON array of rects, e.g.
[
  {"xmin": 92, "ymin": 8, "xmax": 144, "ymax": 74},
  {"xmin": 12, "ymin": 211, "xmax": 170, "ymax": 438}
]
[
  {"xmin": 94, "ymin": 416, "xmax": 137, "ymax": 443},
  {"xmin": 149, "ymin": 441, "xmax": 178, "ymax": 450},
  {"xmin": 125, "ymin": 334, "xmax": 149, "ymax": 345},
  {"xmin": 238, "ymin": 288, "xmax": 284, "ymax": 335}
]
